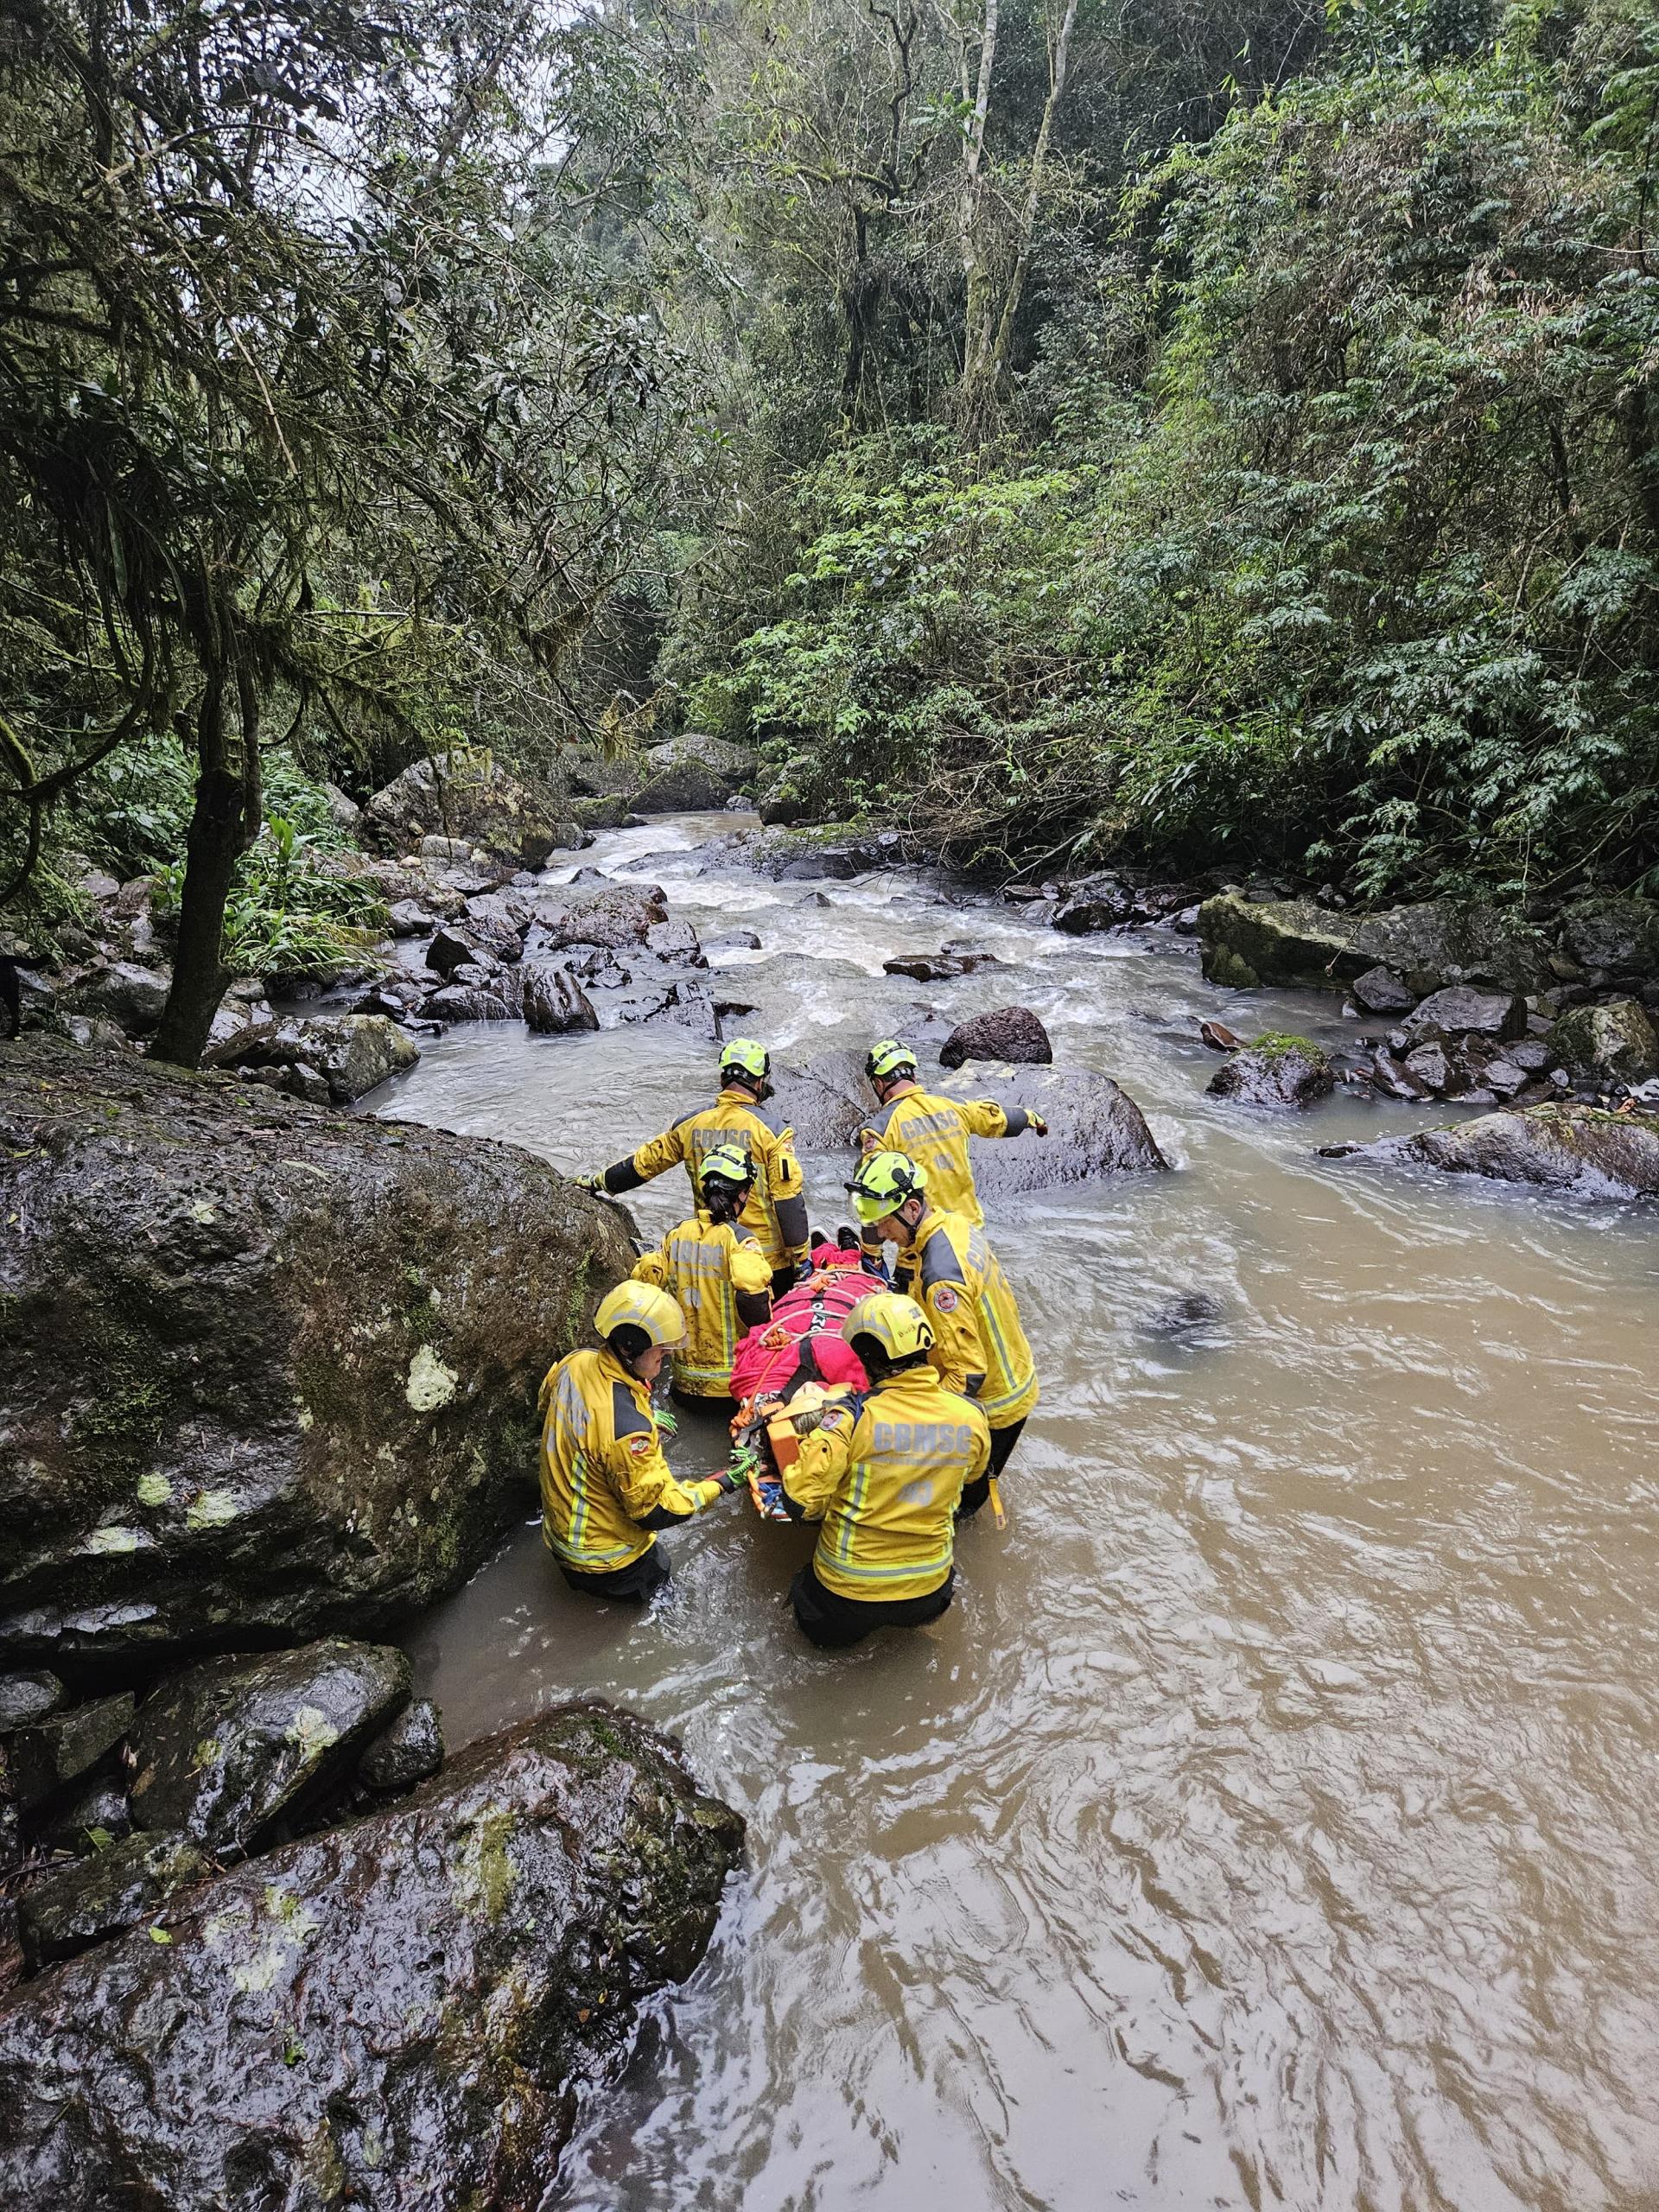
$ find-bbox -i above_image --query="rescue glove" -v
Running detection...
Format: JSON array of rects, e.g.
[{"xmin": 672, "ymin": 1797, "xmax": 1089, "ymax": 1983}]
[
  {"xmin": 654, "ymin": 1402, "xmax": 679, "ymax": 1436},
  {"xmin": 710, "ymin": 1463, "xmax": 747, "ymax": 1496},
  {"xmin": 573, "ymin": 1170, "xmax": 606, "ymax": 1193},
  {"xmin": 1029, "ymin": 1114, "xmax": 1049, "ymax": 1138}
]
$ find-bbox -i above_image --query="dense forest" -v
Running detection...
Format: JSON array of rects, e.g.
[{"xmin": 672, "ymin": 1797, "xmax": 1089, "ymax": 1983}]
[{"xmin": 7, "ymin": 0, "xmax": 1659, "ymax": 1053}]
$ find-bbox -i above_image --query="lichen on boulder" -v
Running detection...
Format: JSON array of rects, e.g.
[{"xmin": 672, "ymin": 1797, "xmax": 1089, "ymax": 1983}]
[
  {"xmin": 0, "ymin": 1039, "xmax": 634, "ymax": 1662},
  {"xmin": 0, "ymin": 1704, "xmax": 745, "ymax": 2211},
  {"xmin": 1206, "ymin": 1033, "xmax": 1335, "ymax": 1109}
]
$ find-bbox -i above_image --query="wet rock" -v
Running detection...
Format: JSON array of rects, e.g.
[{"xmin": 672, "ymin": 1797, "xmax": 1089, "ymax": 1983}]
[
  {"xmin": 420, "ymin": 983, "xmax": 516, "ymax": 1022},
  {"xmin": 1351, "ymin": 964, "xmax": 1417, "ymax": 1015},
  {"xmin": 709, "ymin": 929, "xmax": 762, "ymax": 954},
  {"xmin": 356, "ymin": 1696, "xmax": 444, "ymax": 1792},
  {"xmin": 635, "ymin": 756, "xmax": 741, "ymax": 815},
  {"xmin": 1403, "ymin": 1041, "xmax": 1452, "ymax": 1094},
  {"xmin": 0, "ymin": 1672, "xmax": 66, "ymax": 1734},
  {"xmin": 10, "ymin": 1694, "xmax": 133, "ymax": 1809},
  {"xmin": 559, "ymin": 943, "xmax": 632, "ymax": 989},
  {"xmin": 419, "ymin": 834, "xmax": 477, "ymax": 864},
  {"xmin": 58, "ymin": 1013, "xmax": 134, "ymax": 1053},
  {"xmin": 453, "ymin": 962, "xmax": 522, "ymax": 1014},
  {"xmin": 1052, "ymin": 875, "xmax": 1138, "ymax": 934},
  {"xmin": 461, "ymin": 890, "xmax": 535, "ymax": 944},
  {"xmin": 34, "ymin": 1775, "xmax": 132, "ymax": 1857},
  {"xmin": 130, "ymin": 1640, "xmax": 410, "ymax": 1858},
  {"xmin": 1555, "ymin": 895, "xmax": 1659, "ymax": 978},
  {"xmin": 1509, "ymin": 1037, "xmax": 1555, "ymax": 1074},
  {"xmin": 0, "ymin": 1704, "xmax": 744, "ymax": 2209},
  {"xmin": 425, "ymin": 923, "xmax": 492, "ymax": 978},
  {"xmin": 523, "ymin": 962, "xmax": 600, "ymax": 1034},
  {"xmin": 223, "ymin": 1013, "xmax": 419, "ymax": 1103},
  {"xmin": 1198, "ymin": 892, "xmax": 1551, "ymax": 995},
  {"xmin": 645, "ymin": 918, "xmax": 707, "ymax": 968},
  {"xmin": 938, "ymin": 1006, "xmax": 1052, "ymax": 1069},
  {"xmin": 882, "ymin": 951, "xmax": 996, "ymax": 981},
  {"xmin": 1550, "ymin": 997, "xmax": 1659, "ymax": 1084},
  {"xmin": 571, "ymin": 793, "xmax": 639, "ymax": 831},
  {"xmin": 1484, "ymin": 1058, "xmax": 1529, "ymax": 1099},
  {"xmin": 1206, "ymin": 1035, "xmax": 1334, "ymax": 1109},
  {"xmin": 202, "ymin": 1000, "xmax": 275, "ymax": 1060},
  {"xmin": 19, "ymin": 1831, "xmax": 209, "ymax": 1974},
  {"xmin": 0, "ymin": 1039, "xmax": 633, "ymax": 1662},
  {"xmin": 1199, "ymin": 1020, "xmax": 1246, "ymax": 1052},
  {"xmin": 931, "ymin": 1064, "xmax": 1168, "ymax": 1192},
  {"xmin": 364, "ymin": 754, "xmax": 575, "ymax": 869},
  {"xmin": 531, "ymin": 883, "xmax": 668, "ymax": 951},
  {"xmin": 1326, "ymin": 1103, "xmax": 1659, "ymax": 1201},
  {"xmin": 1368, "ymin": 1046, "xmax": 1430, "ymax": 1100},
  {"xmin": 1402, "ymin": 985, "xmax": 1527, "ymax": 1045},
  {"xmin": 72, "ymin": 960, "xmax": 172, "ymax": 1037}
]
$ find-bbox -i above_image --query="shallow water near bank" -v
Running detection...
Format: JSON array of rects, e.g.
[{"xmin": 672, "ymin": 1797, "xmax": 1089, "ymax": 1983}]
[{"xmin": 377, "ymin": 813, "xmax": 1659, "ymax": 2212}]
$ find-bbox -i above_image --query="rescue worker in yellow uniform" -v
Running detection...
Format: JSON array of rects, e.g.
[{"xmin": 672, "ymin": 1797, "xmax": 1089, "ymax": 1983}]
[
  {"xmin": 577, "ymin": 1039, "xmax": 810, "ymax": 1292},
  {"xmin": 630, "ymin": 1143, "xmax": 774, "ymax": 1408},
  {"xmin": 781, "ymin": 1292, "xmax": 989, "ymax": 1648},
  {"xmin": 537, "ymin": 1281, "xmax": 746, "ymax": 1603},
  {"xmin": 847, "ymin": 1151, "xmax": 1038, "ymax": 1519},
  {"xmin": 859, "ymin": 1039, "xmax": 1047, "ymax": 1224}
]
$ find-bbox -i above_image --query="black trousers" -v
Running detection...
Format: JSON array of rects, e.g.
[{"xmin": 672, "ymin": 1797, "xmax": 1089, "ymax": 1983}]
[
  {"xmin": 558, "ymin": 1546, "xmax": 671, "ymax": 1604},
  {"xmin": 790, "ymin": 1560, "xmax": 955, "ymax": 1649},
  {"xmin": 957, "ymin": 1416, "xmax": 1025, "ymax": 1520}
]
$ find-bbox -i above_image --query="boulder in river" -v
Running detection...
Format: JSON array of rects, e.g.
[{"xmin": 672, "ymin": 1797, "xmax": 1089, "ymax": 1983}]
[
  {"xmin": 1402, "ymin": 985, "xmax": 1528, "ymax": 1045},
  {"xmin": 1350, "ymin": 964, "xmax": 1417, "ymax": 1016},
  {"xmin": 128, "ymin": 1639, "xmax": 411, "ymax": 1857},
  {"xmin": 1051, "ymin": 874, "xmax": 1138, "ymax": 934},
  {"xmin": 1549, "ymin": 997, "xmax": 1659, "ymax": 1084},
  {"xmin": 1323, "ymin": 1103, "xmax": 1659, "ymax": 1201},
  {"xmin": 930, "ymin": 1064, "xmax": 1169, "ymax": 1193},
  {"xmin": 883, "ymin": 951, "xmax": 998, "ymax": 981},
  {"xmin": 523, "ymin": 960, "xmax": 601, "ymax": 1034},
  {"xmin": 356, "ymin": 1695, "xmax": 444, "ymax": 1792},
  {"xmin": 421, "ymin": 982, "xmax": 516, "ymax": 1022},
  {"xmin": 531, "ymin": 882, "xmax": 668, "ymax": 951},
  {"xmin": 1205, "ymin": 1034, "xmax": 1335, "ymax": 1109},
  {"xmin": 1198, "ymin": 892, "xmax": 1552, "ymax": 995},
  {"xmin": 222, "ymin": 1012, "xmax": 420, "ymax": 1103},
  {"xmin": 938, "ymin": 1006, "xmax": 1052, "ymax": 1068},
  {"xmin": 0, "ymin": 1039, "xmax": 634, "ymax": 1662},
  {"xmin": 0, "ymin": 1704, "xmax": 745, "ymax": 2210},
  {"xmin": 634, "ymin": 733, "xmax": 753, "ymax": 814},
  {"xmin": 363, "ymin": 753, "xmax": 576, "ymax": 869}
]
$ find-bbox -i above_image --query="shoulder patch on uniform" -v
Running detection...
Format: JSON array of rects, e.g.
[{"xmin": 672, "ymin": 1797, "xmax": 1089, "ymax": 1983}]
[
  {"xmin": 931, "ymin": 1283, "xmax": 960, "ymax": 1313},
  {"xmin": 626, "ymin": 1432, "xmax": 655, "ymax": 1457},
  {"xmin": 611, "ymin": 1381, "xmax": 652, "ymax": 1439}
]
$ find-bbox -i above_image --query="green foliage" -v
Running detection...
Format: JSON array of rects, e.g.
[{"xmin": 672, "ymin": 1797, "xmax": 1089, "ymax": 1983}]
[{"xmin": 667, "ymin": 0, "xmax": 1659, "ymax": 899}]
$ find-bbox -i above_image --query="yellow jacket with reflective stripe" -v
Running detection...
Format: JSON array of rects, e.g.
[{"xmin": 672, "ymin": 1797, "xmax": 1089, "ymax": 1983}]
[
  {"xmin": 610, "ymin": 1088, "xmax": 809, "ymax": 1268},
  {"xmin": 893, "ymin": 1206, "xmax": 1039, "ymax": 1429},
  {"xmin": 860, "ymin": 1084, "xmax": 1028, "ymax": 1226},
  {"xmin": 783, "ymin": 1366, "xmax": 990, "ymax": 1601},
  {"xmin": 537, "ymin": 1346, "xmax": 724, "ymax": 1572},
  {"xmin": 632, "ymin": 1213, "xmax": 773, "ymax": 1397}
]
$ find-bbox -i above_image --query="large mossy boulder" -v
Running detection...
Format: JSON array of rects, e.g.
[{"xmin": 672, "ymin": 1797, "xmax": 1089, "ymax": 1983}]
[
  {"xmin": 363, "ymin": 753, "xmax": 578, "ymax": 869},
  {"xmin": 1549, "ymin": 997, "xmax": 1659, "ymax": 1084},
  {"xmin": 634, "ymin": 733, "xmax": 753, "ymax": 815},
  {"xmin": 0, "ymin": 1704, "xmax": 745, "ymax": 2210},
  {"xmin": 1205, "ymin": 1034, "xmax": 1334, "ymax": 1109},
  {"xmin": 1325, "ymin": 1103, "xmax": 1659, "ymax": 1201},
  {"xmin": 1198, "ymin": 892, "xmax": 1551, "ymax": 995},
  {"xmin": 0, "ymin": 1040, "xmax": 633, "ymax": 1663}
]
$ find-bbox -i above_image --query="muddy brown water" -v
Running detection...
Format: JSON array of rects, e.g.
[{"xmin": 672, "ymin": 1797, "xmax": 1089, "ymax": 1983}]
[{"xmin": 375, "ymin": 813, "xmax": 1659, "ymax": 2212}]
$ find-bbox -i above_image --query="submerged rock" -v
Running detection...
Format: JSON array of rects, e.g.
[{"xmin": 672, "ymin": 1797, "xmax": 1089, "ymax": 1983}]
[
  {"xmin": 0, "ymin": 1039, "xmax": 633, "ymax": 1662},
  {"xmin": 882, "ymin": 951, "xmax": 997, "ymax": 981},
  {"xmin": 0, "ymin": 1704, "xmax": 745, "ymax": 2210},
  {"xmin": 129, "ymin": 1640, "xmax": 410, "ymax": 1857},
  {"xmin": 1206, "ymin": 1035, "xmax": 1334, "ymax": 1109},
  {"xmin": 938, "ymin": 1006, "xmax": 1052, "ymax": 1069},
  {"xmin": 19, "ymin": 1832, "xmax": 207, "ymax": 1973},
  {"xmin": 1550, "ymin": 997, "xmax": 1659, "ymax": 1084},
  {"xmin": 1324, "ymin": 1103, "xmax": 1659, "ymax": 1201},
  {"xmin": 1198, "ymin": 892, "xmax": 1551, "ymax": 995}
]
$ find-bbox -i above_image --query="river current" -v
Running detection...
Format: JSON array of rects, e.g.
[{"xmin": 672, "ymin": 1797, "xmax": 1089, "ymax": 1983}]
[{"xmin": 374, "ymin": 811, "xmax": 1659, "ymax": 2212}]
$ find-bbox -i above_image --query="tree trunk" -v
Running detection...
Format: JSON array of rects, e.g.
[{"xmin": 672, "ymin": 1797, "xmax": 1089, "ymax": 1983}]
[
  {"xmin": 150, "ymin": 670, "xmax": 246, "ymax": 1070},
  {"xmin": 954, "ymin": 0, "xmax": 1001, "ymax": 433},
  {"xmin": 985, "ymin": 0, "xmax": 1078, "ymax": 398}
]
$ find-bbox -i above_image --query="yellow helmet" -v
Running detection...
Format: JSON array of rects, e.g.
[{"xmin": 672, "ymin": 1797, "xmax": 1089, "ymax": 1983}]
[
  {"xmin": 719, "ymin": 1038, "xmax": 770, "ymax": 1083},
  {"xmin": 866, "ymin": 1039, "xmax": 917, "ymax": 1084},
  {"xmin": 594, "ymin": 1281, "xmax": 686, "ymax": 1351},
  {"xmin": 697, "ymin": 1141, "xmax": 754, "ymax": 1193},
  {"xmin": 845, "ymin": 1148, "xmax": 927, "ymax": 1225},
  {"xmin": 843, "ymin": 1292, "xmax": 934, "ymax": 1363}
]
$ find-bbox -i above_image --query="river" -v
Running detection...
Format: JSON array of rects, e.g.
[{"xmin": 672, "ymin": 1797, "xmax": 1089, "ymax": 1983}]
[{"xmin": 376, "ymin": 810, "xmax": 1659, "ymax": 2212}]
